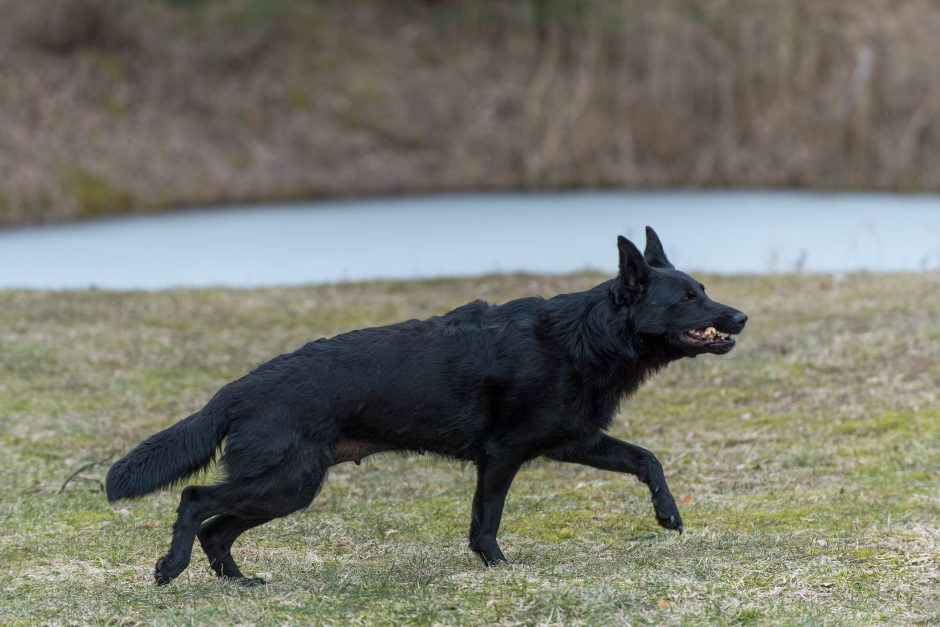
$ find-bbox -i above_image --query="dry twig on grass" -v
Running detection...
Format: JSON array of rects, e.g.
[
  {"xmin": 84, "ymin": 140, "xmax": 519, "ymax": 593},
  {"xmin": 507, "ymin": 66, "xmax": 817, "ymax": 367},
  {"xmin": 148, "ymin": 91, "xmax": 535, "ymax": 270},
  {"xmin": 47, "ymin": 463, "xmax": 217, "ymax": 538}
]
[{"xmin": 58, "ymin": 452, "xmax": 116, "ymax": 494}]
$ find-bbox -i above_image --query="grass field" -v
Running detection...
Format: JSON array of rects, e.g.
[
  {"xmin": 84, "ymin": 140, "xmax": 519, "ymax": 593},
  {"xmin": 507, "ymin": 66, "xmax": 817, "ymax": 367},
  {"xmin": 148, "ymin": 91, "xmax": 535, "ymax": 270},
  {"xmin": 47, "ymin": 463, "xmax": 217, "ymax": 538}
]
[{"xmin": 0, "ymin": 272, "xmax": 937, "ymax": 624}]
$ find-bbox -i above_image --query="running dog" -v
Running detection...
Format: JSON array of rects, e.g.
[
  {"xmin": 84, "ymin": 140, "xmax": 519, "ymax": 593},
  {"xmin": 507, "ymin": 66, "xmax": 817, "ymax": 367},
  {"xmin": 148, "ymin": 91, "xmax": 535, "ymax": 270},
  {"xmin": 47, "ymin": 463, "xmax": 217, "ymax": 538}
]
[{"xmin": 106, "ymin": 227, "xmax": 748, "ymax": 585}]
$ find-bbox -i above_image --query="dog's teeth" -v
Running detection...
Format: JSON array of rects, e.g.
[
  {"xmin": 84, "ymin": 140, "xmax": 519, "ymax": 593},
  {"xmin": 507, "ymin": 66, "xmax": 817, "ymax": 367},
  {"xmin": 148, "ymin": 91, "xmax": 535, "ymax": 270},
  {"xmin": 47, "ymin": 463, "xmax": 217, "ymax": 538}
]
[{"xmin": 704, "ymin": 327, "xmax": 717, "ymax": 339}]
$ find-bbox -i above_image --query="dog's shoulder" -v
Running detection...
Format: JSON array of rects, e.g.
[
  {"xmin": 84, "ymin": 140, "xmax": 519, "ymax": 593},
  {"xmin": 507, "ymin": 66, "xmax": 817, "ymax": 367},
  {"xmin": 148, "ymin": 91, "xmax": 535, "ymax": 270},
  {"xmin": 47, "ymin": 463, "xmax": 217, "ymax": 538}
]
[
  {"xmin": 438, "ymin": 296, "xmax": 544, "ymax": 328},
  {"xmin": 440, "ymin": 299, "xmax": 491, "ymax": 326}
]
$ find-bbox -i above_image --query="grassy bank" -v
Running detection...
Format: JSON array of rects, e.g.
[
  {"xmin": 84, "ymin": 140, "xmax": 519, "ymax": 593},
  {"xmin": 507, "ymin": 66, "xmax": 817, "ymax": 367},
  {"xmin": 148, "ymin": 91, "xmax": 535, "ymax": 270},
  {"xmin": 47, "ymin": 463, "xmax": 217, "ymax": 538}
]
[
  {"xmin": 0, "ymin": 272, "xmax": 938, "ymax": 624},
  {"xmin": 2, "ymin": 0, "xmax": 940, "ymax": 227}
]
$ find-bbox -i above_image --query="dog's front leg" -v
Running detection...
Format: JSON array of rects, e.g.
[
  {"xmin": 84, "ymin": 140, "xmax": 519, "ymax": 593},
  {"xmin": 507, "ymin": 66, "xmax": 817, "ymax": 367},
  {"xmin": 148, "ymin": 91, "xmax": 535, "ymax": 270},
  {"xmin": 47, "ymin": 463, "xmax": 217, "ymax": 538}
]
[
  {"xmin": 548, "ymin": 433, "xmax": 682, "ymax": 532},
  {"xmin": 468, "ymin": 453, "xmax": 524, "ymax": 566}
]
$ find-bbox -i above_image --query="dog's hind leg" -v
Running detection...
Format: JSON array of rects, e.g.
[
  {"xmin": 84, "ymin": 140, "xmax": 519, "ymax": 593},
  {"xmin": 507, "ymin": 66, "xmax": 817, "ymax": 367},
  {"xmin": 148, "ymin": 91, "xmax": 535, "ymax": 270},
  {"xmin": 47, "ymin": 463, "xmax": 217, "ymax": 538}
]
[
  {"xmin": 155, "ymin": 443, "xmax": 332, "ymax": 585},
  {"xmin": 154, "ymin": 484, "xmax": 228, "ymax": 585},
  {"xmin": 547, "ymin": 433, "xmax": 682, "ymax": 532},
  {"xmin": 197, "ymin": 515, "xmax": 272, "ymax": 585},
  {"xmin": 468, "ymin": 454, "xmax": 524, "ymax": 566}
]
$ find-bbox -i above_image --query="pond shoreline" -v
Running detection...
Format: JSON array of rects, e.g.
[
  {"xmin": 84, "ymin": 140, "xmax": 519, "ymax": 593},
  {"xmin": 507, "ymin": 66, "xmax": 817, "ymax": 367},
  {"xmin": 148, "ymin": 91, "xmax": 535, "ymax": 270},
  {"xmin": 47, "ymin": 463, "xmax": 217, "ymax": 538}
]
[{"xmin": 1, "ymin": 191, "xmax": 938, "ymax": 291}]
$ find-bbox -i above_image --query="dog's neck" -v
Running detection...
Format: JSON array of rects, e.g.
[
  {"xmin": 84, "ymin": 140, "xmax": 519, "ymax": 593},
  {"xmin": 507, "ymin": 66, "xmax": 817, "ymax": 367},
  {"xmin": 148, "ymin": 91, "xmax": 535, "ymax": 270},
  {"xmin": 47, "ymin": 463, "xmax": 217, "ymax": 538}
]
[
  {"xmin": 544, "ymin": 281, "xmax": 673, "ymax": 402},
  {"xmin": 544, "ymin": 282, "xmax": 622, "ymax": 364}
]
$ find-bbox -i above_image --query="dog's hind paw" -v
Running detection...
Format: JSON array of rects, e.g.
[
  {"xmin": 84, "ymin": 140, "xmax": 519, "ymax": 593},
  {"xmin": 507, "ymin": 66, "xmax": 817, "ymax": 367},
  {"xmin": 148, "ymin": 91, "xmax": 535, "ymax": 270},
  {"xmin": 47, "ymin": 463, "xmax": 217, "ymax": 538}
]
[
  {"xmin": 154, "ymin": 555, "xmax": 188, "ymax": 586},
  {"xmin": 154, "ymin": 557, "xmax": 172, "ymax": 586}
]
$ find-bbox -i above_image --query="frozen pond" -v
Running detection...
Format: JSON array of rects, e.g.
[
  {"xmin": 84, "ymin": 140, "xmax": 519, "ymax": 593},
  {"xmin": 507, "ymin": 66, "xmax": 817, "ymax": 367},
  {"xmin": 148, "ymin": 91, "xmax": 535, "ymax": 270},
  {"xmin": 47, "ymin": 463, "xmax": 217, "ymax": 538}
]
[{"xmin": 0, "ymin": 191, "xmax": 938, "ymax": 290}]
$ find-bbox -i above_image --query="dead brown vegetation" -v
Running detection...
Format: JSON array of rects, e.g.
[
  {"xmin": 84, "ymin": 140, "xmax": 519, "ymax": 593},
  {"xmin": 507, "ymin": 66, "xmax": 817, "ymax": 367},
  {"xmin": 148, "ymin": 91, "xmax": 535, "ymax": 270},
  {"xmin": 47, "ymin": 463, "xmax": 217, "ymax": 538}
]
[{"xmin": 1, "ymin": 0, "xmax": 938, "ymax": 226}]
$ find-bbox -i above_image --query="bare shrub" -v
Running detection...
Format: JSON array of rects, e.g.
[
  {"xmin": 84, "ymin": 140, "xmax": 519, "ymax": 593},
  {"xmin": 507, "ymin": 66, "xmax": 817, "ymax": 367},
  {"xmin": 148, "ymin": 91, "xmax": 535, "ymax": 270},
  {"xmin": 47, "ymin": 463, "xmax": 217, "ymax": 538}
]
[{"xmin": 23, "ymin": 0, "xmax": 130, "ymax": 54}]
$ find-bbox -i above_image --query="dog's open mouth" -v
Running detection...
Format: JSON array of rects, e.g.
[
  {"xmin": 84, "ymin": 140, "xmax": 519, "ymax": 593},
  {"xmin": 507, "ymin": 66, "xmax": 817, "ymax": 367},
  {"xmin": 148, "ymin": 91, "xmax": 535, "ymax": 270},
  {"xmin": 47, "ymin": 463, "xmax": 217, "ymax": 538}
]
[{"xmin": 680, "ymin": 326, "xmax": 735, "ymax": 349}]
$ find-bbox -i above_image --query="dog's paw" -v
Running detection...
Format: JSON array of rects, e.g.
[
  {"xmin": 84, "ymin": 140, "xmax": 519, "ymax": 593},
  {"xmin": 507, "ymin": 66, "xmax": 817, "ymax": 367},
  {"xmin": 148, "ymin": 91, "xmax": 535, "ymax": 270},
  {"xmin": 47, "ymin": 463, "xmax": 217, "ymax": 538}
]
[
  {"xmin": 154, "ymin": 555, "xmax": 187, "ymax": 586},
  {"xmin": 237, "ymin": 576, "xmax": 267, "ymax": 587},
  {"xmin": 482, "ymin": 553, "xmax": 513, "ymax": 567},
  {"xmin": 154, "ymin": 557, "xmax": 173, "ymax": 586},
  {"xmin": 470, "ymin": 539, "xmax": 511, "ymax": 567},
  {"xmin": 655, "ymin": 510, "xmax": 683, "ymax": 533},
  {"xmin": 652, "ymin": 491, "xmax": 683, "ymax": 533}
]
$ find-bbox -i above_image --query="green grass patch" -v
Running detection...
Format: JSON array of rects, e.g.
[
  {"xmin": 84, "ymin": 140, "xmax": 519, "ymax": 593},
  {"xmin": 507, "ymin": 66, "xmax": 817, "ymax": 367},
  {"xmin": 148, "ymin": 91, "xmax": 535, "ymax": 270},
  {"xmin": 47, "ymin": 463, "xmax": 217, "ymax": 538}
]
[{"xmin": 0, "ymin": 272, "xmax": 938, "ymax": 624}]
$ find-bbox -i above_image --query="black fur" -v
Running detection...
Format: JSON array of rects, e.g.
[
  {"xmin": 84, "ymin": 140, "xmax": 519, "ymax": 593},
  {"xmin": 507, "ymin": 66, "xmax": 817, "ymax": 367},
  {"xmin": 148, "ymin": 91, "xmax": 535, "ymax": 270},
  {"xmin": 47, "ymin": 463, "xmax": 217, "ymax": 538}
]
[{"xmin": 106, "ymin": 227, "xmax": 747, "ymax": 585}]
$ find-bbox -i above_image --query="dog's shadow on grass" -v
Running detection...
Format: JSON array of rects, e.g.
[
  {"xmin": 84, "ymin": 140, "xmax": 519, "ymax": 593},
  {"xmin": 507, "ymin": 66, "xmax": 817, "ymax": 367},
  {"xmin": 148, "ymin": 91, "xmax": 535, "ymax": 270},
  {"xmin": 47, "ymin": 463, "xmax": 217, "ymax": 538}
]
[{"xmin": 623, "ymin": 531, "xmax": 663, "ymax": 543}]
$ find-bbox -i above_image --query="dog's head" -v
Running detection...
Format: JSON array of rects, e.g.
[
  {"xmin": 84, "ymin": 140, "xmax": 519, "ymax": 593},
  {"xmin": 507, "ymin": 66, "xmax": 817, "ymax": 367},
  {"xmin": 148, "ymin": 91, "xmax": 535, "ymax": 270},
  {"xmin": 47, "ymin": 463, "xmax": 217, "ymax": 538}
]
[{"xmin": 612, "ymin": 227, "xmax": 747, "ymax": 358}]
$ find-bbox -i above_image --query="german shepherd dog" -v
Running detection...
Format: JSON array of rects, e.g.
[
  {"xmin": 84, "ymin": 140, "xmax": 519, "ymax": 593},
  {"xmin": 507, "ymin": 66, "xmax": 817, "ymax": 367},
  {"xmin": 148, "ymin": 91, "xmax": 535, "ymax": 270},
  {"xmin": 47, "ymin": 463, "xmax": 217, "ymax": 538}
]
[{"xmin": 106, "ymin": 227, "xmax": 747, "ymax": 585}]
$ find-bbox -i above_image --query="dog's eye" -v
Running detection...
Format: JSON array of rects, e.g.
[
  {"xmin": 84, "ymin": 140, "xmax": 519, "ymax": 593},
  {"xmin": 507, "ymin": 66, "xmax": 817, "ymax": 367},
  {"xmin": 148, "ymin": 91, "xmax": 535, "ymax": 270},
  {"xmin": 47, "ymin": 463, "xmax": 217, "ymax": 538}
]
[{"xmin": 681, "ymin": 291, "xmax": 697, "ymax": 303}]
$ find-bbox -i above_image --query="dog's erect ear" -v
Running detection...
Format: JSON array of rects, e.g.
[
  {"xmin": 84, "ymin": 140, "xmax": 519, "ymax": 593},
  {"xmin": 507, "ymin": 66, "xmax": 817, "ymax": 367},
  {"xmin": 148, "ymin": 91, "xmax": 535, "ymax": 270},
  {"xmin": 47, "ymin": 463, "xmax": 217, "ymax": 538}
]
[
  {"xmin": 615, "ymin": 235, "xmax": 649, "ymax": 303},
  {"xmin": 644, "ymin": 226, "xmax": 674, "ymax": 269}
]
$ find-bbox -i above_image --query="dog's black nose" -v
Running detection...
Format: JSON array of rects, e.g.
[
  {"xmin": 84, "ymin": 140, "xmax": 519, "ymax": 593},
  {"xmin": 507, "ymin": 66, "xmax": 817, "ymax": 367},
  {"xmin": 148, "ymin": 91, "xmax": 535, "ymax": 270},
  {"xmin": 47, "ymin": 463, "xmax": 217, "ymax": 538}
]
[{"xmin": 732, "ymin": 312, "xmax": 748, "ymax": 326}]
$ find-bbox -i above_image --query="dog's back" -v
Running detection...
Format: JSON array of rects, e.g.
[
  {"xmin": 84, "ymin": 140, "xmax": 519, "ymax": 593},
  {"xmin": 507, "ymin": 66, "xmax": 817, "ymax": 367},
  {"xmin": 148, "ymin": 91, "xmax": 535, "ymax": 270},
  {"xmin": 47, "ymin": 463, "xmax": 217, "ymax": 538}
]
[{"xmin": 234, "ymin": 296, "xmax": 555, "ymax": 460}]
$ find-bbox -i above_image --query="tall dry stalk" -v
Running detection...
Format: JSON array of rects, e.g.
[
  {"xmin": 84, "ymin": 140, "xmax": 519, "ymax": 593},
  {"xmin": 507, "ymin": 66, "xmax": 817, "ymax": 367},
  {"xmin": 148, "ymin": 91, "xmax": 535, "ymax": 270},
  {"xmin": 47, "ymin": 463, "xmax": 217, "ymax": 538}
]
[{"xmin": 1, "ymin": 0, "xmax": 939, "ymax": 226}]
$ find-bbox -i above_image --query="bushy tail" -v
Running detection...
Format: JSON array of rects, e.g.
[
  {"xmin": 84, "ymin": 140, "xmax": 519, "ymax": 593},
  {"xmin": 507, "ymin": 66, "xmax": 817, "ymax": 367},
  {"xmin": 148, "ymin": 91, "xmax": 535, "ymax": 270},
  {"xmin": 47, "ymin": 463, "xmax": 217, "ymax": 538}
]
[{"xmin": 106, "ymin": 404, "xmax": 231, "ymax": 502}]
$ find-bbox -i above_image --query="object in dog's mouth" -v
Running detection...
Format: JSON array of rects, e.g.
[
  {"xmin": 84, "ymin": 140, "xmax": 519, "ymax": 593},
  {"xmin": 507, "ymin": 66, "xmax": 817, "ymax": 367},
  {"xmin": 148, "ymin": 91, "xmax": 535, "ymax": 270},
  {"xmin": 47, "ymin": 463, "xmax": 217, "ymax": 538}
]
[{"xmin": 682, "ymin": 327, "xmax": 728, "ymax": 344}]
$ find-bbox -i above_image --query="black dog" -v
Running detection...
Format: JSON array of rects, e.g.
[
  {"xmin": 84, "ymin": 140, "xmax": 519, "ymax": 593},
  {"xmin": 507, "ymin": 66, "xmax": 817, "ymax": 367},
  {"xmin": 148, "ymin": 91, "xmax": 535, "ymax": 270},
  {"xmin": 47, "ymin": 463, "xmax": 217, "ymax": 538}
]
[{"xmin": 106, "ymin": 227, "xmax": 747, "ymax": 585}]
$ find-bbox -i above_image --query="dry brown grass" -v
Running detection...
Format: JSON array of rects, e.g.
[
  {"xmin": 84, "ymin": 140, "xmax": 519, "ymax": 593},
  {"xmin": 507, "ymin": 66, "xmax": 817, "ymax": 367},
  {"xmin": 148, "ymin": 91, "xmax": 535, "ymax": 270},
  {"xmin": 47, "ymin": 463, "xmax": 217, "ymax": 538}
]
[{"xmin": 1, "ymin": 0, "xmax": 940, "ymax": 226}]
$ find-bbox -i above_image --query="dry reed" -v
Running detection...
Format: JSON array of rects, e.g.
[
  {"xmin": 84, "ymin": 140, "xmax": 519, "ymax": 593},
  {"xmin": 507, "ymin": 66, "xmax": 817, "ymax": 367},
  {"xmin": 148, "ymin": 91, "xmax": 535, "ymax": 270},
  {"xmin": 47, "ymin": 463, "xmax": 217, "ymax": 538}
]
[{"xmin": 1, "ymin": 0, "xmax": 938, "ymax": 226}]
